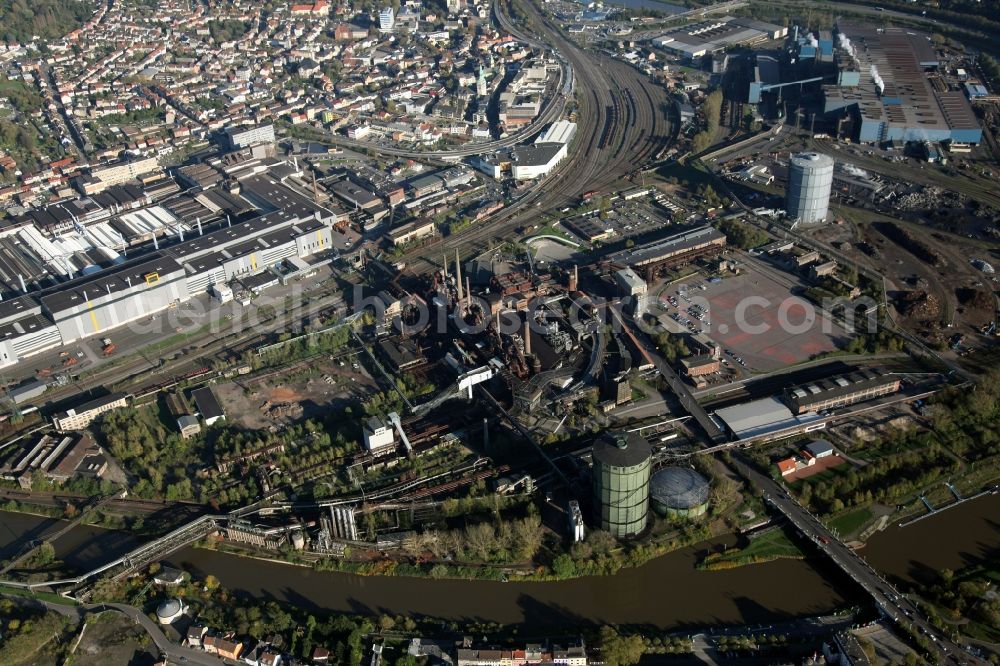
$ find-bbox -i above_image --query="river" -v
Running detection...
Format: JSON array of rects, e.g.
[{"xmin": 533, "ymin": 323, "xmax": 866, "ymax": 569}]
[{"xmin": 1, "ymin": 493, "xmax": 997, "ymax": 629}]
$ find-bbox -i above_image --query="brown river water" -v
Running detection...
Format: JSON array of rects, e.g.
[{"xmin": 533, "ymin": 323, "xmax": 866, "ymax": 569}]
[{"xmin": 1, "ymin": 493, "xmax": 996, "ymax": 629}]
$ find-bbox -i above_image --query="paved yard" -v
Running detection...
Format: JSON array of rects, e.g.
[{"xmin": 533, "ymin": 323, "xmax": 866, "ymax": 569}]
[{"xmin": 687, "ymin": 268, "xmax": 852, "ymax": 372}]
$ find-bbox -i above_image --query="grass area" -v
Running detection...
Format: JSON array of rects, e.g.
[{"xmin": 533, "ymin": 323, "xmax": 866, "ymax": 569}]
[
  {"xmin": 739, "ymin": 528, "xmax": 803, "ymax": 559},
  {"xmin": 657, "ymin": 161, "xmax": 716, "ymax": 190},
  {"xmin": 529, "ymin": 223, "xmax": 579, "ymax": 245},
  {"xmin": 825, "ymin": 506, "xmax": 874, "ymax": 538},
  {"xmin": 698, "ymin": 527, "xmax": 804, "ymax": 570},
  {"xmin": 0, "ymin": 584, "xmax": 78, "ymax": 606}
]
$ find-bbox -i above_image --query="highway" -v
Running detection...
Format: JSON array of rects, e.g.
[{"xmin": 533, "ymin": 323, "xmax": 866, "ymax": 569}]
[
  {"xmin": 733, "ymin": 456, "xmax": 978, "ymax": 664},
  {"xmin": 397, "ymin": 0, "xmax": 675, "ymax": 275}
]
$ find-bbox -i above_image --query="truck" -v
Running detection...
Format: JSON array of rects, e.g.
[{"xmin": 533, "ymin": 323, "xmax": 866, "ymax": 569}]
[{"xmin": 210, "ymin": 283, "xmax": 234, "ymax": 304}]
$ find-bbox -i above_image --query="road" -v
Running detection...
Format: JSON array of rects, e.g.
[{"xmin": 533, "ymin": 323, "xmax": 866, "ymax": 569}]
[
  {"xmin": 610, "ymin": 306, "xmax": 727, "ymax": 442},
  {"xmin": 3, "ymin": 595, "xmax": 235, "ymax": 666},
  {"xmin": 732, "ymin": 456, "xmax": 977, "ymax": 664}
]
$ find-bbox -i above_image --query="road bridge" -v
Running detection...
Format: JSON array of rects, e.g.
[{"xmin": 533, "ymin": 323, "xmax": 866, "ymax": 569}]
[{"xmin": 734, "ymin": 456, "xmax": 977, "ymax": 664}]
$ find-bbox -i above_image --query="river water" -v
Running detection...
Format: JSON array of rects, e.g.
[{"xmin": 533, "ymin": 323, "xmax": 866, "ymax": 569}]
[{"xmin": 2, "ymin": 493, "xmax": 997, "ymax": 629}]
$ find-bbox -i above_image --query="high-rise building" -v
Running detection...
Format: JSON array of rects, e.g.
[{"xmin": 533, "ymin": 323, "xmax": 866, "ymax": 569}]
[
  {"xmin": 379, "ymin": 7, "xmax": 395, "ymax": 32},
  {"xmin": 222, "ymin": 123, "xmax": 276, "ymax": 150},
  {"xmin": 786, "ymin": 152, "xmax": 834, "ymax": 224},
  {"xmin": 592, "ymin": 431, "xmax": 651, "ymax": 538}
]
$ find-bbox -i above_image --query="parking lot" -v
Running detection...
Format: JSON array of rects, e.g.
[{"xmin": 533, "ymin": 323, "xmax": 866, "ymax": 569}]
[{"xmin": 658, "ymin": 266, "xmax": 852, "ymax": 373}]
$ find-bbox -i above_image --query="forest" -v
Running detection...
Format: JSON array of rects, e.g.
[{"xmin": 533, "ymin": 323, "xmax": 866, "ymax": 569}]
[{"xmin": 0, "ymin": 0, "xmax": 92, "ymax": 43}]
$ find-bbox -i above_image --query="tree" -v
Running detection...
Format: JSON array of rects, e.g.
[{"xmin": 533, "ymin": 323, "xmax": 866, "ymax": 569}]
[
  {"xmin": 551, "ymin": 553, "xmax": 577, "ymax": 577},
  {"xmin": 599, "ymin": 626, "xmax": 645, "ymax": 666},
  {"xmin": 204, "ymin": 574, "xmax": 220, "ymax": 591}
]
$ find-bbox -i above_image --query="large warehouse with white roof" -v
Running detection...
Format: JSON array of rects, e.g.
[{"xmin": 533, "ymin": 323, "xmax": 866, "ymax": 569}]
[{"xmin": 0, "ymin": 158, "xmax": 346, "ymax": 368}]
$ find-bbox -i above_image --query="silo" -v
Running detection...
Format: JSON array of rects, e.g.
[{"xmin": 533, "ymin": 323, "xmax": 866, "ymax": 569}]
[
  {"xmin": 592, "ymin": 431, "xmax": 651, "ymax": 538},
  {"xmin": 785, "ymin": 152, "xmax": 835, "ymax": 224},
  {"xmin": 650, "ymin": 466, "xmax": 711, "ymax": 519}
]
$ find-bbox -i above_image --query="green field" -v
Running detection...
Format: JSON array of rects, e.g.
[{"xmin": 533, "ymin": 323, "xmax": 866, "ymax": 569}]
[
  {"xmin": 738, "ymin": 528, "xmax": 803, "ymax": 560},
  {"xmin": 700, "ymin": 528, "xmax": 805, "ymax": 569},
  {"xmin": 0, "ymin": 584, "xmax": 78, "ymax": 606},
  {"xmin": 825, "ymin": 506, "xmax": 874, "ymax": 538}
]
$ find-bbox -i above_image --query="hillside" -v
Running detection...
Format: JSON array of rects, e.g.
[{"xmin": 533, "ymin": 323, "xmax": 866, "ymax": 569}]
[{"xmin": 0, "ymin": 0, "xmax": 93, "ymax": 44}]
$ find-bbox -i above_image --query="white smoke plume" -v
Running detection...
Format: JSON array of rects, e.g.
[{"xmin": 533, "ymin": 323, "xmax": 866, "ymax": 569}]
[
  {"xmin": 807, "ymin": 33, "xmax": 819, "ymax": 48},
  {"xmin": 837, "ymin": 33, "xmax": 855, "ymax": 58},
  {"xmin": 842, "ymin": 163, "xmax": 869, "ymax": 178},
  {"xmin": 870, "ymin": 64, "xmax": 885, "ymax": 94}
]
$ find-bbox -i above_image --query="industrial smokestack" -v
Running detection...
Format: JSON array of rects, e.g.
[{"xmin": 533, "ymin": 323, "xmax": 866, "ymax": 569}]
[
  {"xmin": 197, "ymin": 217, "xmax": 203, "ymax": 236},
  {"xmin": 455, "ymin": 249, "xmax": 463, "ymax": 305},
  {"xmin": 153, "ymin": 233, "xmax": 159, "ymax": 250},
  {"xmin": 18, "ymin": 274, "xmax": 26, "ymax": 293},
  {"xmin": 442, "ymin": 253, "xmax": 448, "ymax": 280},
  {"xmin": 465, "ymin": 276, "xmax": 471, "ymax": 312},
  {"xmin": 523, "ymin": 315, "xmax": 531, "ymax": 356}
]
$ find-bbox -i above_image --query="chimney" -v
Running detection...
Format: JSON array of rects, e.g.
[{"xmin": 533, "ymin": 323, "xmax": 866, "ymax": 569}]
[
  {"xmin": 568, "ymin": 264, "xmax": 578, "ymax": 291},
  {"xmin": 455, "ymin": 249, "xmax": 463, "ymax": 304},
  {"xmin": 465, "ymin": 276, "xmax": 471, "ymax": 312},
  {"xmin": 18, "ymin": 274, "xmax": 26, "ymax": 293},
  {"xmin": 153, "ymin": 233, "xmax": 159, "ymax": 250},
  {"xmin": 523, "ymin": 315, "xmax": 531, "ymax": 356},
  {"xmin": 442, "ymin": 253, "xmax": 449, "ymax": 280},
  {"xmin": 197, "ymin": 217, "xmax": 203, "ymax": 235}
]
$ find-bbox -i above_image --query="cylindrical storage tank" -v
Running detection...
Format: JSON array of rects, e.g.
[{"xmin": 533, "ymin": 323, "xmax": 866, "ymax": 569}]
[
  {"xmin": 786, "ymin": 152, "xmax": 834, "ymax": 224},
  {"xmin": 651, "ymin": 466, "xmax": 710, "ymax": 519},
  {"xmin": 156, "ymin": 598, "xmax": 185, "ymax": 625},
  {"xmin": 592, "ymin": 431, "xmax": 651, "ymax": 538}
]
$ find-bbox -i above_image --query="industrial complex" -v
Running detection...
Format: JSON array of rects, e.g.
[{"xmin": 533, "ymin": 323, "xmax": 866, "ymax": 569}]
[
  {"xmin": 0, "ymin": 0, "xmax": 995, "ymax": 658},
  {"xmin": 0, "ymin": 153, "xmax": 346, "ymax": 368}
]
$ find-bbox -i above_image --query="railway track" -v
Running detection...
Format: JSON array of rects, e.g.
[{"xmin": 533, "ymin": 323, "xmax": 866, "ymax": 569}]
[{"xmin": 398, "ymin": 0, "xmax": 673, "ymax": 276}]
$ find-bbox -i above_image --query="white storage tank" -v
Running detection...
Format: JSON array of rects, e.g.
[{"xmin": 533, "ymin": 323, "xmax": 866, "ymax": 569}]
[{"xmin": 786, "ymin": 152, "xmax": 834, "ymax": 224}]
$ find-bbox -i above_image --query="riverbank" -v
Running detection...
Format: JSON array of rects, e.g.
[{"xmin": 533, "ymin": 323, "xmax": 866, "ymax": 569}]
[
  {"xmin": 696, "ymin": 527, "xmax": 806, "ymax": 571},
  {"xmin": 0, "ymin": 492, "xmax": 728, "ymax": 585},
  {"xmin": 0, "ymin": 493, "xmax": 997, "ymax": 629}
]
